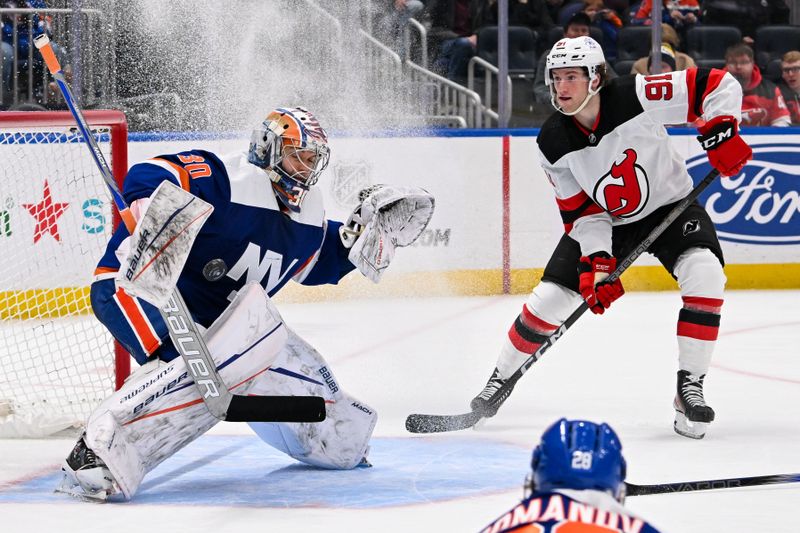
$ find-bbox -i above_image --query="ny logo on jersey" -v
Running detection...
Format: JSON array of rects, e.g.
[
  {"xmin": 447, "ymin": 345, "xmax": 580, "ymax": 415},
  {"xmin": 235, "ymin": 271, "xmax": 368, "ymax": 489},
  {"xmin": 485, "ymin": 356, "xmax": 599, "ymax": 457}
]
[
  {"xmin": 592, "ymin": 148, "xmax": 650, "ymax": 219},
  {"xmin": 226, "ymin": 243, "xmax": 297, "ymax": 299}
]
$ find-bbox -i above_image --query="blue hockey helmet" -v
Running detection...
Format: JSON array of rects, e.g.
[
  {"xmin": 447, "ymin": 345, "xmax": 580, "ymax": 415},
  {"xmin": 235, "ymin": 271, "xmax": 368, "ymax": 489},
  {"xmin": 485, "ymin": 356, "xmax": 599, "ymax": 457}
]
[
  {"xmin": 248, "ymin": 106, "xmax": 330, "ymax": 213},
  {"xmin": 529, "ymin": 418, "xmax": 626, "ymax": 501}
]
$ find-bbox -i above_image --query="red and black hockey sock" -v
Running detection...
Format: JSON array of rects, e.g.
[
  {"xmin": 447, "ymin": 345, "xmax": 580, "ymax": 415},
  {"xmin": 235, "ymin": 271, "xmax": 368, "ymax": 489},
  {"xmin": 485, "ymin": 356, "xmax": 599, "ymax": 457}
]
[
  {"xmin": 677, "ymin": 297, "xmax": 723, "ymax": 342},
  {"xmin": 508, "ymin": 305, "xmax": 559, "ymax": 354}
]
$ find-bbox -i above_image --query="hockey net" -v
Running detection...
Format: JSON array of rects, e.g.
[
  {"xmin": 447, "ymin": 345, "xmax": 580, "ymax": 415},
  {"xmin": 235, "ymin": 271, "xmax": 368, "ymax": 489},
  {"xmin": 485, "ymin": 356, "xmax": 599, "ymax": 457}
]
[{"xmin": 0, "ymin": 110, "xmax": 131, "ymax": 437}]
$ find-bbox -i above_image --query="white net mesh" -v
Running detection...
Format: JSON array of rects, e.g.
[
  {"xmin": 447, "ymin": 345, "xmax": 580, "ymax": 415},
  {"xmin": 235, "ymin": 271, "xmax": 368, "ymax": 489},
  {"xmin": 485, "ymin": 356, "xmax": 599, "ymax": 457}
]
[{"xmin": 0, "ymin": 124, "xmax": 122, "ymax": 437}]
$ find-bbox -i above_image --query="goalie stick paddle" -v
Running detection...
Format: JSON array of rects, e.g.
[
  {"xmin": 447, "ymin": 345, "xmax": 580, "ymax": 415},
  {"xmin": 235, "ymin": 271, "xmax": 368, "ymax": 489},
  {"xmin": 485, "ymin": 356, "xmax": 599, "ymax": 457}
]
[
  {"xmin": 406, "ymin": 167, "xmax": 721, "ymax": 434},
  {"xmin": 626, "ymin": 472, "xmax": 800, "ymax": 496},
  {"xmin": 35, "ymin": 35, "xmax": 325, "ymax": 424}
]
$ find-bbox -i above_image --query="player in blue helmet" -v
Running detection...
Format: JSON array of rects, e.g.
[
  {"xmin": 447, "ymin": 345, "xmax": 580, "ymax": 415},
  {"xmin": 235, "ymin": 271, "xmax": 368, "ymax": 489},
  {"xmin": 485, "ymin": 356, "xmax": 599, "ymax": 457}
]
[{"xmin": 480, "ymin": 418, "xmax": 664, "ymax": 533}]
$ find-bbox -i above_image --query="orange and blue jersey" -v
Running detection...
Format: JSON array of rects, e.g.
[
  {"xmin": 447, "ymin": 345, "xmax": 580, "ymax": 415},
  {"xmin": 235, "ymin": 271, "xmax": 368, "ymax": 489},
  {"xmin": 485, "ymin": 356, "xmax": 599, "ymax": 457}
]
[
  {"xmin": 480, "ymin": 490, "xmax": 663, "ymax": 533},
  {"xmin": 91, "ymin": 149, "xmax": 354, "ymax": 364}
]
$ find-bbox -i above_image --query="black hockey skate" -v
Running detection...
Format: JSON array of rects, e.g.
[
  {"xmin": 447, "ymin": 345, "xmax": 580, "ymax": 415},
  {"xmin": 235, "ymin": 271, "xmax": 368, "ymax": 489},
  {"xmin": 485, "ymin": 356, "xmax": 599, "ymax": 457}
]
[
  {"xmin": 57, "ymin": 436, "xmax": 117, "ymax": 501},
  {"xmin": 673, "ymin": 370, "xmax": 715, "ymax": 439},
  {"xmin": 470, "ymin": 368, "xmax": 515, "ymax": 418}
]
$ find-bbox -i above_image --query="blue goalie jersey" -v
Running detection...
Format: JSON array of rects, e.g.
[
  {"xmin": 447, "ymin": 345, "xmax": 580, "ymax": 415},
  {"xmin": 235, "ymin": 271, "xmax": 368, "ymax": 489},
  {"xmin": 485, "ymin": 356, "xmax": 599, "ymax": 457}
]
[{"xmin": 95, "ymin": 149, "xmax": 355, "ymax": 328}]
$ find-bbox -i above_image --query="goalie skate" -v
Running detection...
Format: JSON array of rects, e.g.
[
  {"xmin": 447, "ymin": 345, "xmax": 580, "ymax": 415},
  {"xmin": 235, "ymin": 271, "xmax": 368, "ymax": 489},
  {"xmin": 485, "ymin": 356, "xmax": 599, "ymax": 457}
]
[
  {"xmin": 56, "ymin": 436, "xmax": 118, "ymax": 502},
  {"xmin": 470, "ymin": 368, "xmax": 515, "ymax": 418},
  {"xmin": 673, "ymin": 370, "xmax": 715, "ymax": 439}
]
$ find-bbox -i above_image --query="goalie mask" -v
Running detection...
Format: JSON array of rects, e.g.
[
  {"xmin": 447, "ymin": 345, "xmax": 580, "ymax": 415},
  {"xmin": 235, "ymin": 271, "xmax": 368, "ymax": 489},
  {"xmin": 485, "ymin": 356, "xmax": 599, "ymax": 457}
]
[
  {"xmin": 248, "ymin": 106, "xmax": 330, "ymax": 213},
  {"xmin": 526, "ymin": 418, "xmax": 627, "ymax": 502},
  {"xmin": 545, "ymin": 36, "xmax": 606, "ymax": 116}
]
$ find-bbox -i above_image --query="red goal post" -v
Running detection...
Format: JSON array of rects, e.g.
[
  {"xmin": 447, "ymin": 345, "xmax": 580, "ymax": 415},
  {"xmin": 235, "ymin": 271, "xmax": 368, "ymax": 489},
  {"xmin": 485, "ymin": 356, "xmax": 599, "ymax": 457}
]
[{"xmin": 0, "ymin": 110, "xmax": 131, "ymax": 437}]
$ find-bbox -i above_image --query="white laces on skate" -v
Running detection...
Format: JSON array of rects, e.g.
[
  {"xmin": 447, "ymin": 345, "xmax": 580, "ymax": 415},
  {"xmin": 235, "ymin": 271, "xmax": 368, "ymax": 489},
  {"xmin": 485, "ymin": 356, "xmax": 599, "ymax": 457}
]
[
  {"xmin": 477, "ymin": 372, "xmax": 507, "ymax": 401},
  {"xmin": 681, "ymin": 375, "xmax": 707, "ymax": 407}
]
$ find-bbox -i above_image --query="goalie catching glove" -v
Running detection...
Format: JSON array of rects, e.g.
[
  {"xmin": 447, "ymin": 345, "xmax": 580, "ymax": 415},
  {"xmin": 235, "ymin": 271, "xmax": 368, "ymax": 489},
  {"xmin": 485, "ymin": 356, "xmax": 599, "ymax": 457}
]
[{"xmin": 339, "ymin": 185, "xmax": 435, "ymax": 283}]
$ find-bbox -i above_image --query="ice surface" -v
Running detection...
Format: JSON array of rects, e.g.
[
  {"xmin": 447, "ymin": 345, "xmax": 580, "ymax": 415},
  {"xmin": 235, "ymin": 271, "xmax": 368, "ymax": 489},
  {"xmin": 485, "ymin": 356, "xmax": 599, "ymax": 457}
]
[{"xmin": 1, "ymin": 290, "xmax": 798, "ymax": 532}]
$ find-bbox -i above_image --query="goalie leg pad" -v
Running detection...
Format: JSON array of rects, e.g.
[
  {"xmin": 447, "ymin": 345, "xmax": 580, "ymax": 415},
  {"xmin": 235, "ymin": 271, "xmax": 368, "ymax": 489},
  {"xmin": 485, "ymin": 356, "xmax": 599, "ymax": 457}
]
[
  {"xmin": 248, "ymin": 329, "xmax": 377, "ymax": 470},
  {"xmin": 68, "ymin": 282, "xmax": 287, "ymax": 499}
]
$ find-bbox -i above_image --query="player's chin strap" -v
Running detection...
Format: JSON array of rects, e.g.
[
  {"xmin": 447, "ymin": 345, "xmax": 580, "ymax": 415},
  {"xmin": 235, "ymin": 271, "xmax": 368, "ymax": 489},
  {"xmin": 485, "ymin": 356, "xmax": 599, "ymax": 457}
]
[
  {"xmin": 340, "ymin": 184, "xmax": 435, "ymax": 283},
  {"xmin": 550, "ymin": 78, "xmax": 601, "ymax": 117}
]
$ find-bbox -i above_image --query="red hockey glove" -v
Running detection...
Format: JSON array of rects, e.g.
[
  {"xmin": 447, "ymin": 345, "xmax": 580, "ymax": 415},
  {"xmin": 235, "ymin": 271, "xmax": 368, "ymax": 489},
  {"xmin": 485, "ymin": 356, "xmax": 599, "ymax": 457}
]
[
  {"xmin": 578, "ymin": 253, "xmax": 625, "ymax": 315},
  {"xmin": 696, "ymin": 115, "xmax": 753, "ymax": 177}
]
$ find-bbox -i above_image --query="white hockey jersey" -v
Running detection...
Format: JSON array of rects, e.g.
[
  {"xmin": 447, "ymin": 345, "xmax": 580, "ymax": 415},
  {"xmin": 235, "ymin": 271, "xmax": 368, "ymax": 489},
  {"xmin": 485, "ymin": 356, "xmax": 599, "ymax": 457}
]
[{"xmin": 537, "ymin": 68, "xmax": 743, "ymax": 256}]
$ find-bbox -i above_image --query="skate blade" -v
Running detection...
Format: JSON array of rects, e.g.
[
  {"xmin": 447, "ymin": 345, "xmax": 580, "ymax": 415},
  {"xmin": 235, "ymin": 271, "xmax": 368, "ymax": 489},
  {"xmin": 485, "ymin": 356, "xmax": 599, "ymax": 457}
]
[
  {"xmin": 673, "ymin": 411, "xmax": 709, "ymax": 440},
  {"xmin": 55, "ymin": 474, "xmax": 109, "ymax": 502}
]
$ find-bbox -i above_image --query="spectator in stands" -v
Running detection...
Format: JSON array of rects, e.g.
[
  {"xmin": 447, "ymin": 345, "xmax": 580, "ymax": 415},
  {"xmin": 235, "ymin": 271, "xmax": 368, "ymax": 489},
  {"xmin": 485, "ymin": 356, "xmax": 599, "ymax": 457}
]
[
  {"xmin": 533, "ymin": 11, "xmax": 617, "ymax": 105},
  {"xmin": 725, "ymin": 43, "xmax": 790, "ymax": 127},
  {"xmin": 631, "ymin": 0, "xmax": 699, "ymax": 32},
  {"xmin": 778, "ymin": 50, "xmax": 800, "ymax": 125},
  {"xmin": 583, "ymin": 0, "xmax": 622, "ymax": 61},
  {"xmin": 374, "ymin": 0, "xmax": 426, "ymax": 57},
  {"xmin": 544, "ymin": 0, "xmax": 564, "ymax": 24},
  {"xmin": 484, "ymin": 0, "xmax": 555, "ymax": 37},
  {"xmin": 426, "ymin": 0, "xmax": 492, "ymax": 80},
  {"xmin": 1, "ymin": 35, "xmax": 11, "ymax": 99},
  {"xmin": 702, "ymin": 0, "xmax": 790, "ymax": 46},
  {"xmin": 645, "ymin": 43, "xmax": 677, "ymax": 74},
  {"xmin": 630, "ymin": 24, "xmax": 695, "ymax": 74},
  {"xmin": 1, "ymin": 0, "xmax": 64, "ymax": 102}
]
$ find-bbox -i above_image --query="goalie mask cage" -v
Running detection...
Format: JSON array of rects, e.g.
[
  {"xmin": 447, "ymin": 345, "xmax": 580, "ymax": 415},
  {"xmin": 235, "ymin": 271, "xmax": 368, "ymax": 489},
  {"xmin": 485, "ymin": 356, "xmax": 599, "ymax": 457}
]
[{"xmin": 0, "ymin": 110, "xmax": 131, "ymax": 438}]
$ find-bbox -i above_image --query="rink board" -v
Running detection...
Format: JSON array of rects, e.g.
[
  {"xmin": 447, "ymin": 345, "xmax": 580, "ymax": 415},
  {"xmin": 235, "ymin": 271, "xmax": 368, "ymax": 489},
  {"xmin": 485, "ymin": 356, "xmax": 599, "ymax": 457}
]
[
  {"xmin": 4, "ymin": 128, "xmax": 797, "ymax": 312},
  {"xmin": 126, "ymin": 128, "xmax": 800, "ymax": 299}
]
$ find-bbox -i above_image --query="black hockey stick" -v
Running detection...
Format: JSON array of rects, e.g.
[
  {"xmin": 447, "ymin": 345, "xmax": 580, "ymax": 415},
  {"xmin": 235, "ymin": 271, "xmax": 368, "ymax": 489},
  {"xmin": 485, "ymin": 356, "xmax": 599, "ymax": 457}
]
[
  {"xmin": 406, "ymin": 167, "xmax": 722, "ymax": 433},
  {"xmin": 626, "ymin": 472, "xmax": 800, "ymax": 496},
  {"xmin": 36, "ymin": 35, "xmax": 325, "ymax": 424}
]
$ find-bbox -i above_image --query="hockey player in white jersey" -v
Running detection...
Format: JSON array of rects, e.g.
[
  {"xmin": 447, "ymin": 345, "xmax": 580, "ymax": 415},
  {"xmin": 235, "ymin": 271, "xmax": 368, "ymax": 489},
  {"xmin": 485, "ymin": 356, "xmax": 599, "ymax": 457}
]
[
  {"xmin": 58, "ymin": 106, "xmax": 435, "ymax": 501},
  {"xmin": 470, "ymin": 37, "xmax": 753, "ymax": 439}
]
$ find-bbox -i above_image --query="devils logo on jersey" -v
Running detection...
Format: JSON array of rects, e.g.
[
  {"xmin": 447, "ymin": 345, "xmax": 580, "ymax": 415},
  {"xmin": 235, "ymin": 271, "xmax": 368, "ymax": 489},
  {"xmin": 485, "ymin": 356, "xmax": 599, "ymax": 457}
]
[{"xmin": 593, "ymin": 148, "xmax": 650, "ymax": 219}]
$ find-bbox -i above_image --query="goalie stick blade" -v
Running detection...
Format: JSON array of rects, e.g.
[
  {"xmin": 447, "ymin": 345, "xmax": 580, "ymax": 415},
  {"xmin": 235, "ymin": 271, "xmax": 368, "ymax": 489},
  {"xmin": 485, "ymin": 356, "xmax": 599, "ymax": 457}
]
[
  {"xmin": 405, "ymin": 411, "xmax": 483, "ymax": 433},
  {"xmin": 225, "ymin": 395, "xmax": 326, "ymax": 423}
]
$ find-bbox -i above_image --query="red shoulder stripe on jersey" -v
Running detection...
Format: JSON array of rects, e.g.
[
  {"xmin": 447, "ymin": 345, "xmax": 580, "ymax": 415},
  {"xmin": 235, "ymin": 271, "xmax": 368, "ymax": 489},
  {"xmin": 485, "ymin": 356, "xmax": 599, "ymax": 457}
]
[
  {"xmin": 699, "ymin": 69, "xmax": 727, "ymax": 117},
  {"xmin": 685, "ymin": 67, "xmax": 699, "ymax": 123}
]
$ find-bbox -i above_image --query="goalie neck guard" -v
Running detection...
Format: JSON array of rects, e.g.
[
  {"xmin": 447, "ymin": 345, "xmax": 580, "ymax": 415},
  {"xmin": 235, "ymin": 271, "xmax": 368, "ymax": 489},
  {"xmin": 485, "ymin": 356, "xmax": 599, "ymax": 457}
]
[
  {"xmin": 528, "ymin": 418, "xmax": 627, "ymax": 502},
  {"xmin": 545, "ymin": 36, "xmax": 606, "ymax": 116},
  {"xmin": 248, "ymin": 106, "xmax": 330, "ymax": 213}
]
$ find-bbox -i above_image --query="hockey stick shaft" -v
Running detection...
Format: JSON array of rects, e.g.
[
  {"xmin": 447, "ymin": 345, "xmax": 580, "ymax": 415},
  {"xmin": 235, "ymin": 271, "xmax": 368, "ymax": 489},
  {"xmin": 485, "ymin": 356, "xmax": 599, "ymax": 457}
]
[
  {"xmin": 406, "ymin": 167, "xmax": 720, "ymax": 433},
  {"xmin": 626, "ymin": 472, "xmax": 800, "ymax": 496},
  {"xmin": 35, "ymin": 35, "xmax": 324, "ymax": 424}
]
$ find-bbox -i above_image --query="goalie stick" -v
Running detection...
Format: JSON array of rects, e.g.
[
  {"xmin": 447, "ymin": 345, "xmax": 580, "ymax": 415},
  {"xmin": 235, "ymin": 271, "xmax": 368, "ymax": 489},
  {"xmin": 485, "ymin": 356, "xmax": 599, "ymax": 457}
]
[
  {"xmin": 406, "ymin": 167, "xmax": 722, "ymax": 433},
  {"xmin": 626, "ymin": 472, "xmax": 800, "ymax": 496},
  {"xmin": 35, "ymin": 35, "xmax": 325, "ymax": 424}
]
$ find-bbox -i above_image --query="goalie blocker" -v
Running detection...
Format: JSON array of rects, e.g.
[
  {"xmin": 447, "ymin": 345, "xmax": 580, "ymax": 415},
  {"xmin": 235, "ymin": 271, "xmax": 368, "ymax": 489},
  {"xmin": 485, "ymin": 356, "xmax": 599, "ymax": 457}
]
[{"xmin": 59, "ymin": 283, "xmax": 376, "ymax": 501}]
